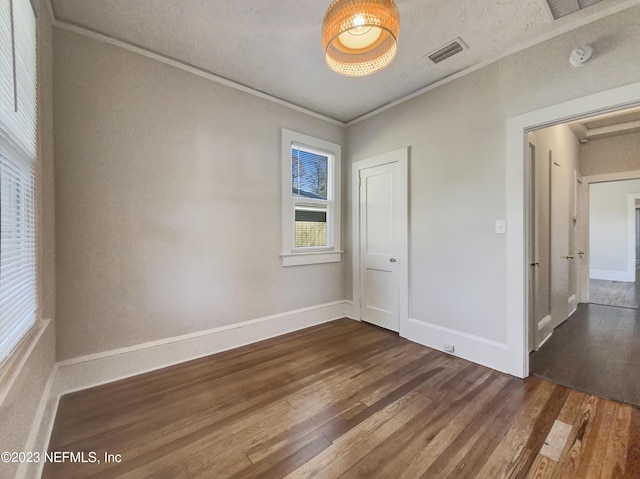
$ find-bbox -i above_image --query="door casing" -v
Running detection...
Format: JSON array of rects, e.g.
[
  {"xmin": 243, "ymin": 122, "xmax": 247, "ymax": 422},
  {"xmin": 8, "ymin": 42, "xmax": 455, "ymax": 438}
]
[
  {"xmin": 578, "ymin": 171, "xmax": 640, "ymax": 302},
  {"xmin": 507, "ymin": 82, "xmax": 640, "ymax": 378}
]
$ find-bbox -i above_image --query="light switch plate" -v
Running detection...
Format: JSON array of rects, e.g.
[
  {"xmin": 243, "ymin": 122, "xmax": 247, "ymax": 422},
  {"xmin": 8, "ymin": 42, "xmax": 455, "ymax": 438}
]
[{"xmin": 495, "ymin": 220, "xmax": 506, "ymax": 234}]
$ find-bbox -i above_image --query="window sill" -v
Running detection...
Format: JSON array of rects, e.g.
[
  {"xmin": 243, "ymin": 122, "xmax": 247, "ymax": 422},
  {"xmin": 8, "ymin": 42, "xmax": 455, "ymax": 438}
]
[
  {"xmin": 0, "ymin": 318, "xmax": 50, "ymax": 406},
  {"xmin": 281, "ymin": 251, "xmax": 343, "ymax": 267}
]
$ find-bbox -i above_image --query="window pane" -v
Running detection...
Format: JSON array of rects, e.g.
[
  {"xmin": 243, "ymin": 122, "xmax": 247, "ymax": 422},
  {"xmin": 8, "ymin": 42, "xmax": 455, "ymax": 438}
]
[
  {"xmin": 292, "ymin": 147, "xmax": 328, "ymax": 200},
  {"xmin": 295, "ymin": 206, "xmax": 327, "ymax": 248},
  {"xmin": 0, "ymin": 144, "xmax": 36, "ymax": 366}
]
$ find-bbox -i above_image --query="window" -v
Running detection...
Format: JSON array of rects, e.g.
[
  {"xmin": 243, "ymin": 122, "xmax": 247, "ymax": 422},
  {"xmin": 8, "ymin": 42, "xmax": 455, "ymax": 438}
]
[
  {"xmin": 0, "ymin": 135, "xmax": 36, "ymax": 365},
  {"xmin": 281, "ymin": 129, "xmax": 341, "ymax": 266},
  {"xmin": 293, "ymin": 147, "xmax": 329, "ymax": 248},
  {"xmin": 0, "ymin": 0, "xmax": 37, "ymax": 365}
]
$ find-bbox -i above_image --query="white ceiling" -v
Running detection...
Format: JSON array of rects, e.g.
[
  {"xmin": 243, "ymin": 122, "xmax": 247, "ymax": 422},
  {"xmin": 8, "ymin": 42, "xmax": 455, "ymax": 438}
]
[{"xmin": 50, "ymin": 0, "xmax": 636, "ymax": 123}]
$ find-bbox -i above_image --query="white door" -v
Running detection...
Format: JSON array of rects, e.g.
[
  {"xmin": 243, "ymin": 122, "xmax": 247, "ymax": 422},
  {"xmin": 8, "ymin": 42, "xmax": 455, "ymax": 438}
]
[
  {"xmin": 359, "ymin": 161, "xmax": 401, "ymax": 331},
  {"xmin": 528, "ymin": 139, "xmax": 552, "ymax": 350},
  {"xmin": 528, "ymin": 143, "xmax": 539, "ymax": 352},
  {"xmin": 550, "ymin": 152, "xmax": 571, "ymax": 329}
]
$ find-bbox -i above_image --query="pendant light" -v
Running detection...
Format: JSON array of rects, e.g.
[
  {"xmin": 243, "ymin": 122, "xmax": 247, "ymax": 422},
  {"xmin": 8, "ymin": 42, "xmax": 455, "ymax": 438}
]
[{"xmin": 322, "ymin": 0, "xmax": 400, "ymax": 76}]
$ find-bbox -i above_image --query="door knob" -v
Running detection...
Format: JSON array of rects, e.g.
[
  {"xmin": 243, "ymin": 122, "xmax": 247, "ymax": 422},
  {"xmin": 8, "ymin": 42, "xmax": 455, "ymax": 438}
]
[
  {"xmin": 530, "ymin": 262, "xmax": 539, "ymax": 267},
  {"xmin": 390, "ymin": 258, "xmax": 397, "ymax": 263},
  {"xmin": 564, "ymin": 255, "xmax": 575, "ymax": 260}
]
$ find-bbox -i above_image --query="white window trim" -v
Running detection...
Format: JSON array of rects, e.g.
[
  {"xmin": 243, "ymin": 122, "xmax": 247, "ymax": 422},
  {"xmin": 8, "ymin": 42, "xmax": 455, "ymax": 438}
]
[{"xmin": 281, "ymin": 129, "xmax": 342, "ymax": 267}]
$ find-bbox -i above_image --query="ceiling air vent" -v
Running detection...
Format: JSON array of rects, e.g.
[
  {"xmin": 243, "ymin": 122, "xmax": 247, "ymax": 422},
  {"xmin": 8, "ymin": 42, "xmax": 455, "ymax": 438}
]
[
  {"xmin": 546, "ymin": 0, "xmax": 604, "ymax": 20},
  {"xmin": 426, "ymin": 38, "xmax": 467, "ymax": 65}
]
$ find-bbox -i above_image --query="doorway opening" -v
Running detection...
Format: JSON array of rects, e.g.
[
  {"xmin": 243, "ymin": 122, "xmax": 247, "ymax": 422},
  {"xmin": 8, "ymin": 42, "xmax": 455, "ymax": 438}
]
[
  {"xmin": 588, "ymin": 183, "xmax": 640, "ymax": 309},
  {"xmin": 527, "ymin": 105, "xmax": 640, "ymax": 405},
  {"xmin": 505, "ymin": 82, "xmax": 640, "ymax": 380}
]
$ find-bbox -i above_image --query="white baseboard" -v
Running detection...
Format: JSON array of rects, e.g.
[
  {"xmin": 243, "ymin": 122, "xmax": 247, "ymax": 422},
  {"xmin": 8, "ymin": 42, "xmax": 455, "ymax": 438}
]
[
  {"xmin": 538, "ymin": 331, "xmax": 553, "ymax": 348},
  {"xmin": 590, "ymin": 269, "xmax": 634, "ymax": 282},
  {"xmin": 568, "ymin": 295, "xmax": 577, "ymax": 317},
  {"xmin": 344, "ymin": 300, "xmax": 356, "ymax": 320},
  {"xmin": 537, "ymin": 315, "xmax": 552, "ymax": 331},
  {"xmin": 403, "ymin": 318, "xmax": 512, "ymax": 376},
  {"xmin": 53, "ymin": 301, "xmax": 348, "ymax": 396}
]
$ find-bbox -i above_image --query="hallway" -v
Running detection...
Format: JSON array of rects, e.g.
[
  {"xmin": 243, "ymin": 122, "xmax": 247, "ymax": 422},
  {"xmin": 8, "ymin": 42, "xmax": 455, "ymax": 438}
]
[
  {"xmin": 530, "ymin": 303, "xmax": 640, "ymax": 407},
  {"xmin": 589, "ymin": 268, "xmax": 640, "ymax": 309}
]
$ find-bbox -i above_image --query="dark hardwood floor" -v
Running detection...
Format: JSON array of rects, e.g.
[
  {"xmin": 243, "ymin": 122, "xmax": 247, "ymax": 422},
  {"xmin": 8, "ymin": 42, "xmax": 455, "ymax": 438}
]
[
  {"xmin": 531, "ymin": 303, "xmax": 640, "ymax": 407},
  {"xmin": 44, "ymin": 319, "xmax": 640, "ymax": 479}
]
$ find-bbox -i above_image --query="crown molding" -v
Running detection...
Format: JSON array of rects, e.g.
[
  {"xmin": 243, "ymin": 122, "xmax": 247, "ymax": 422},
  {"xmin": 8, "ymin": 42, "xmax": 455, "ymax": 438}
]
[
  {"xmin": 345, "ymin": 0, "xmax": 640, "ymax": 126},
  {"xmin": 46, "ymin": 0, "xmax": 346, "ymax": 127},
  {"xmin": 46, "ymin": 0, "xmax": 638, "ymax": 127}
]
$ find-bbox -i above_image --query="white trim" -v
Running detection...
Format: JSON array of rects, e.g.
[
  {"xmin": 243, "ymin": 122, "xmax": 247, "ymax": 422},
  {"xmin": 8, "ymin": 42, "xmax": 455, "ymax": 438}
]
[
  {"xmin": 343, "ymin": 300, "xmax": 356, "ymax": 320},
  {"xmin": 628, "ymin": 193, "xmax": 640, "ymax": 282},
  {"xmin": 351, "ymin": 148, "xmax": 409, "ymax": 333},
  {"xmin": 0, "ymin": 319, "xmax": 57, "ymax": 479},
  {"xmin": 406, "ymin": 318, "xmax": 510, "ymax": 375},
  {"xmin": 0, "ymin": 319, "xmax": 49, "ymax": 406},
  {"xmin": 281, "ymin": 251, "xmax": 342, "ymax": 267},
  {"xmin": 590, "ymin": 269, "xmax": 634, "ymax": 282},
  {"xmin": 31, "ymin": 389, "xmax": 59, "ymax": 479},
  {"xmin": 568, "ymin": 295, "xmax": 577, "ymax": 317},
  {"xmin": 15, "ymin": 367, "xmax": 57, "ymax": 479},
  {"xmin": 281, "ymin": 129, "xmax": 342, "ymax": 266},
  {"xmin": 53, "ymin": 300, "xmax": 348, "ymax": 395},
  {"xmin": 538, "ymin": 332, "xmax": 553, "ymax": 349},
  {"xmin": 507, "ymin": 82, "xmax": 640, "ymax": 378},
  {"xmin": 538, "ymin": 314, "xmax": 552, "ymax": 331}
]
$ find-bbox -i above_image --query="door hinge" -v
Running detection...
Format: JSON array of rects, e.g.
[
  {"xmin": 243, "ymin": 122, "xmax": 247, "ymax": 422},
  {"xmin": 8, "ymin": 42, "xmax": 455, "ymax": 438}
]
[{"xmin": 358, "ymin": 176, "xmax": 361, "ymax": 188}]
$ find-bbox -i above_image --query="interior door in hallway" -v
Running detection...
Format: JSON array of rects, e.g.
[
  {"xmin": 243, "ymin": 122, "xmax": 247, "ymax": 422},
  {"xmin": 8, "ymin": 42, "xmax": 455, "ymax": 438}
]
[
  {"xmin": 359, "ymin": 161, "xmax": 400, "ymax": 332},
  {"xmin": 550, "ymin": 151, "xmax": 571, "ymax": 330},
  {"xmin": 528, "ymin": 139, "xmax": 552, "ymax": 351}
]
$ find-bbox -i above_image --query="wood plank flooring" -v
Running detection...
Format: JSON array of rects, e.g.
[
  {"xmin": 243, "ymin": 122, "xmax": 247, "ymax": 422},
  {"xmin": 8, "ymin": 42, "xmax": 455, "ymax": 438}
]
[
  {"xmin": 43, "ymin": 319, "xmax": 640, "ymax": 479},
  {"xmin": 531, "ymin": 303, "xmax": 640, "ymax": 407}
]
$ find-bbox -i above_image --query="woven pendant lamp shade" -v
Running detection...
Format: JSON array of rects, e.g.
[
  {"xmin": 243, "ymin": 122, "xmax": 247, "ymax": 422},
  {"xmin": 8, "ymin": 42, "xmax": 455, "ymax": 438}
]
[{"xmin": 322, "ymin": 0, "xmax": 400, "ymax": 76}]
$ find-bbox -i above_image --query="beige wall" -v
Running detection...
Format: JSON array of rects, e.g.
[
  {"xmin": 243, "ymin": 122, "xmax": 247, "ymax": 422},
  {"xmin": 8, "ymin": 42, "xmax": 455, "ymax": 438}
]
[
  {"xmin": 0, "ymin": 1, "xmax": 56, "ymax": 477},
  {"xmin": 345, "ymin": 7, "xmax": 640, "ymax": 343},
  {"xmin": 53, "ymin": 29, "xmax": 345, "ymax": 360},
  {"xmin": 590, "ymin": 179, "xmax": 640, "ymax": 276},
  {"xmin": 580, "ymin": 131, "xmax": 640, "ymax": 176}
]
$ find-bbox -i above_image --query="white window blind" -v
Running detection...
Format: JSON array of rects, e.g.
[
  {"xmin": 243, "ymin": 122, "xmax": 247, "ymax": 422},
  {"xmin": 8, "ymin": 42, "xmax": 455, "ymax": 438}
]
[
  {"xmin": 0, "ymin": 0, "xmax": 37, "ymax": 158},
  {"xmin": 292, "ymin": 146, "xmax": 331, "ymax": 248},
  {"xmin": 0, "ymin": 0, "xmax": 37, "ymax": 365},
  {"xmin": 0, "ymin": 139, "xmax": 36, "ymax": 364},
  {"xmin": 0, "ymin": 1, "xmax": 14, "ymax": 121}
]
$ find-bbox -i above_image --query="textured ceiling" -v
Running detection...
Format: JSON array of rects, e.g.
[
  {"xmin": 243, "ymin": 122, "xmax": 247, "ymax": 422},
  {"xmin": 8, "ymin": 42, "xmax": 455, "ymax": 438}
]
[{"xmin": 50, "ymin": 0, "xmax": 635, "ymax": 123}]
